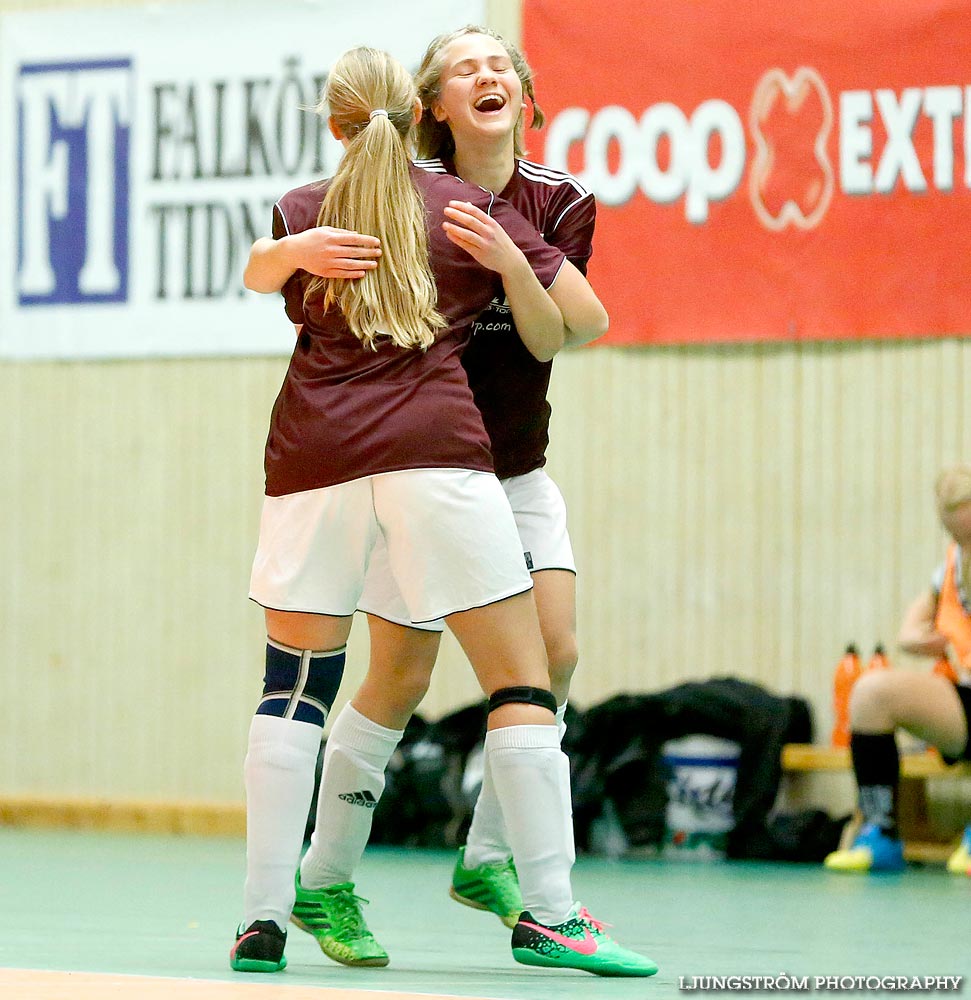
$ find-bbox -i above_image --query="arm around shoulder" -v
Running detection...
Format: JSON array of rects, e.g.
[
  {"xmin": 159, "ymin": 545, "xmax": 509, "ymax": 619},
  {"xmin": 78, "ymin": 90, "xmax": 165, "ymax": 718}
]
[
  {"xmin": 243, "ymin": 226, "xmax": 382, "ymax": 293},
  {"xmin": 243, "ymin": 236, "xmax": 299, "ymax": 293}
]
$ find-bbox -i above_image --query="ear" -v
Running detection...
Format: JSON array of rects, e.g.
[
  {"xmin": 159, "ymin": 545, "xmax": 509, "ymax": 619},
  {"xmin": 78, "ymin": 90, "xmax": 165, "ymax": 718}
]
[
  {"xmin": 328, "ymin": 116, "xmax": 344, "ymax": 141},
  {"xmin": 522, "ymin": 95, "xmax": 534, "ymax": 131},
  {"xmin": 431, "ymin": 101, "xmax": 448, "ymax": 123},
  {"xmin": 412, "ymin": 97, "xmax": 423, "ymax": 126}
]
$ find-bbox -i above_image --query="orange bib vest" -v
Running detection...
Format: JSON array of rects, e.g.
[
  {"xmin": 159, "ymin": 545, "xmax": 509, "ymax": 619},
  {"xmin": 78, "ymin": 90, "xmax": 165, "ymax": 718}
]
[{"xmin": 935, "ymin": 544, "xmax": 971, "ymax": 669}]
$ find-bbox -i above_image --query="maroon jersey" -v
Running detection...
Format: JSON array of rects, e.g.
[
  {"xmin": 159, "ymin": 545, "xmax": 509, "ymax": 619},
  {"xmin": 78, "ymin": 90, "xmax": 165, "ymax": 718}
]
[
  {"xmin": 263, "ymin": 165, "xmax": 565, "ymax": 497},
  {"xmin": 415, "ymin": 156, "xmax": 596, "ymax": 479}
]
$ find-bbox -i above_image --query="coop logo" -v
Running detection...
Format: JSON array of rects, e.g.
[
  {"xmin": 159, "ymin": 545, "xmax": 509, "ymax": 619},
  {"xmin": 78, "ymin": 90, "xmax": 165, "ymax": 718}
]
[
  {"xmin": 17, "ymin": 59, "xmax": 132, "ymax": 305},
  {"xmin": 545, "ymin": 68, "xmax": 971, "ymax": 230},
  {"xmin": 749, "ymin": 68, "xmax": 833, "ymax": 231}
]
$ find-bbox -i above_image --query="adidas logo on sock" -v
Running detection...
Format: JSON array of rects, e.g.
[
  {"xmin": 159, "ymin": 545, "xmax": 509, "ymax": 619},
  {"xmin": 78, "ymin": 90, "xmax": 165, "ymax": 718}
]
[{"xmin": 338, "ymin": 790, "xmax": 378, "ymax": 809}]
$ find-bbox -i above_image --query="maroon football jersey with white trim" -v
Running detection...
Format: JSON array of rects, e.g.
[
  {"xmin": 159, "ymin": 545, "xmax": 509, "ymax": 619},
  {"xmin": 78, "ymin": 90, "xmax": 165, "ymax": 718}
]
[
  {"xmin": 262, "ymin": 165, "xmax": 565, "ymax": 497},
  {"xmin": 415, "ymin": 156, "xmax": 596, "ymax": 479}
]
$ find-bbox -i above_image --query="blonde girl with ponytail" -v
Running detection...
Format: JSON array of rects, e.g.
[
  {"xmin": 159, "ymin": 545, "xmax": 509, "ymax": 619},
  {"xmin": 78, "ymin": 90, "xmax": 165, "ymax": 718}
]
[
  {"xmin": 235, "ymin": 46, "xmax": 655, "ymax": 978},
  {"xmin": 305, "ymin": 48, "xmax": 443, "ymax": 351}
]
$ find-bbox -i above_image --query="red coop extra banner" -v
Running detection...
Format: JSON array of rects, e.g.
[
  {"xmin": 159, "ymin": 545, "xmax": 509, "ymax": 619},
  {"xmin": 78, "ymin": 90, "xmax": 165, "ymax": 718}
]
[{"xmin": 523, "ymin": 0, "xmax": 971, "ymax": 345}]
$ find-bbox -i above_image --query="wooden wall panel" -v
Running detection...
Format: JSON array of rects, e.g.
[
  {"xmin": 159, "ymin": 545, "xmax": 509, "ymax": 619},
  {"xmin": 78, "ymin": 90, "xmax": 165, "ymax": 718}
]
[{"xmin": 2, "ymin": 0, "xmax": 969, "ymax": 819}]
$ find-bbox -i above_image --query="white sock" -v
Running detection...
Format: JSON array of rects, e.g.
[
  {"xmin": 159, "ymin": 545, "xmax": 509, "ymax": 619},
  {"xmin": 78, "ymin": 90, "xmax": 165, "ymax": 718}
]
[
  {"xmin": 243, "ymin": 714, "xmax": 323, "ymax": 928},
  {"xmin": 485, "ymin": 724, "xmax": 575, "ymax": 925},
  {"xmin": 463, "ymin": 752, "xmax": 511, "ymax": 867},
  {"xmin": 300, "ymin": 704, "xmax": 403, "ymax": 889},
  {"xmin": 464, "ymin": 702, "xmax": 569, "ymax": 869}
]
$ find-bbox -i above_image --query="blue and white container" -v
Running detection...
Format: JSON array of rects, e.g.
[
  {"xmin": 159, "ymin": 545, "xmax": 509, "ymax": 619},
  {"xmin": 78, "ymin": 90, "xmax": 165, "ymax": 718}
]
[{"xmin": 661, "ymin": 734, "xmax": 740, "ymax": 860}]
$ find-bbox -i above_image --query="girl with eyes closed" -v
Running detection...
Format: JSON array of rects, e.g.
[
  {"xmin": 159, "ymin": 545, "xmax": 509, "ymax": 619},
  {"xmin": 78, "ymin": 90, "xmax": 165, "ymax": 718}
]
[{"xmin": 297, "ymin": 29, "xmax": 654, "ymax": 978}]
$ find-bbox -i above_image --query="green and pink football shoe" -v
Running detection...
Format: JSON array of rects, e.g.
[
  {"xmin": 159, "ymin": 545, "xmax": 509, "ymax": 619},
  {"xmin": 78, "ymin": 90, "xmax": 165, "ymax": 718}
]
[{"xmin": 511, "ymin": 903, "xmax": 658, "ymax": 977}]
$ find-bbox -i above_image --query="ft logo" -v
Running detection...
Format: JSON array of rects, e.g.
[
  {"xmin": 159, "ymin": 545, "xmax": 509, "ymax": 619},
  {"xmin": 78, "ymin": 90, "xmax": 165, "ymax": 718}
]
[{"xmin": 17, "ymin": 59, "xmax": 132, "ymax": 305}]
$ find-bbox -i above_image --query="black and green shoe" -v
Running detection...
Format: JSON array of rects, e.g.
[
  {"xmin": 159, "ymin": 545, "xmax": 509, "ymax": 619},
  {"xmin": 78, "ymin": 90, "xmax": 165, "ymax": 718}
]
[
  {"xmin": 512, "ymin": 904, "xmax": 658, "ymax": 977},
  {"xmin": 229, "ymin": 919, "xmax": 287, "ymax": 973}
]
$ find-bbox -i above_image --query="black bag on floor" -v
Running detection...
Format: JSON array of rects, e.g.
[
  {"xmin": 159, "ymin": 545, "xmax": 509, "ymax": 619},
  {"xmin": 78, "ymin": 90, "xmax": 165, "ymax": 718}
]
[
  {"xmin": 741, "ymin": 808, "xmax": 849, "ymax": 862},
  {"xmin": 570, "ymin": 678, "xmax": 816, "ymax": 859},
  {"xmin": 369, "ymin": 703, "xmax": 488, "ymax": 847}
]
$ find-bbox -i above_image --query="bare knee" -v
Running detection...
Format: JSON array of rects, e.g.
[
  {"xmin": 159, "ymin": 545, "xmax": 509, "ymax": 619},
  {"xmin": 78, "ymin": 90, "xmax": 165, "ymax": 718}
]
[
  {"xmin": 354, "ymin": 626, "xmax": 438, "ymax": 729},
  {"xmin": 387, "ymin": 660, "xmax": 432, "ymax": 713},
  {"xmin": 354, "ymin": 661, "xmax": 431, "ymax": 730},
  {"xmin": 848, "ymin": 671, "xmax": 898, "ymax": 730}
]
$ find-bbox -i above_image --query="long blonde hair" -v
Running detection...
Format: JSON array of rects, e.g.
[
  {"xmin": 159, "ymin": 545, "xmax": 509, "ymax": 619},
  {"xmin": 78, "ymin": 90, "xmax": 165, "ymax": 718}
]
[
  {"xmin": 413, "ymin": 25, "xmax": 545, "ymax": 160},
  {"xmin": 305, "ymin": 48, "xmax": 444, "ymax": 351}
]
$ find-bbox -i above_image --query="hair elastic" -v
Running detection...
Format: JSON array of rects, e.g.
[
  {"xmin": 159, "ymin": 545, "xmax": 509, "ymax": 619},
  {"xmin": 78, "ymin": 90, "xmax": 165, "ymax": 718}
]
[{"xmin": 369, "ymin": 108, "xmax": 389, "ymax": 119}]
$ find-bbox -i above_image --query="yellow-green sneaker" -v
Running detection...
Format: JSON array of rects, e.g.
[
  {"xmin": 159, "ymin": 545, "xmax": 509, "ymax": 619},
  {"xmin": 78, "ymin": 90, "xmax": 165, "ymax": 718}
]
[
  {"xmin": 946, "ymin": 824, "xmax": 971, "ymax": 876},
  {"xmin": 449, "ymin": 846, "xmax": 523, "ymax": 929},
  {"xmin": 291, "ymin": 873, "xmax": 389, "ymax": 967},
  {"xmin": 824, "ymin": 823, "xmax": 905, "ymax": 873},
  {"xmin": 511, "ymin": 903, "xmax": 658, "ymax": 977}
]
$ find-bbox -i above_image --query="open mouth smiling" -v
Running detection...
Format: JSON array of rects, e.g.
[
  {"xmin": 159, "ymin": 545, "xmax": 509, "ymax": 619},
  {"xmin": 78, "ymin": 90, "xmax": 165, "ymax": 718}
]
[{"xmin": 474, "ymin": 94, "xmax": 507, "ymax": 113}]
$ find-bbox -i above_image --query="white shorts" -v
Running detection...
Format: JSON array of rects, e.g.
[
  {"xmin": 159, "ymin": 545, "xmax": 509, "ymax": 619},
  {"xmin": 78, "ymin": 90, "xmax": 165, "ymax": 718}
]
[
  {"xmin": 359, "ymin": 467, "xmax": 575, "ymax": 632},
  {"xmin": 249, "ymin": 469, "xmax": 532, "ymax": 624}
]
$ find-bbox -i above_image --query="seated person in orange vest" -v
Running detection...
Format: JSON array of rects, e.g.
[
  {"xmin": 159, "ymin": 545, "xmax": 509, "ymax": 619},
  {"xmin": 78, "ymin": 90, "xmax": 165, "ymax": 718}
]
[{"xmin": 825, "ymin": 464, "xmax": 971, "ymax": 874}]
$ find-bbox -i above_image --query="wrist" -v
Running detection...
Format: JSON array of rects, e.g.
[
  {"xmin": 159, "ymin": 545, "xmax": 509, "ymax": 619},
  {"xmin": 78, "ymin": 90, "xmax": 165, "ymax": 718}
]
[
  {"xmin": 499, "ymin": 249, "xmax": 533, "ymax": 285},
  {"xmin": 278, "ymin": 234, "xmax": 303, "ymax": 272}
]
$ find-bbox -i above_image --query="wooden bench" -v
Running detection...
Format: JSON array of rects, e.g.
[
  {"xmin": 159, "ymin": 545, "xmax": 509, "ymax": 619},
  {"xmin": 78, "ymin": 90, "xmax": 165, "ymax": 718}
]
[{"xmin": 781, "ymin": 743, "xmax": 971, "ymax": 862}]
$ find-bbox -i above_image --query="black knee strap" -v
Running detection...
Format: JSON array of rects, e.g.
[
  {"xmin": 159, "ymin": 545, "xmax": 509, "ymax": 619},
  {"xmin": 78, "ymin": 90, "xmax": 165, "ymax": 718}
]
[{"xmin": 488, "ymin": 685, "xmax": 556, "ymax": 715}]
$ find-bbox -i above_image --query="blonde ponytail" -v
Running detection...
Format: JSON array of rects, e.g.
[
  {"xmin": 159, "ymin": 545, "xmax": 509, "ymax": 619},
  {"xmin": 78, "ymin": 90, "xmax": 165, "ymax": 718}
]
[{"xmin": 305, "ymin": 48, "xmax": 445, "ymax": 351}]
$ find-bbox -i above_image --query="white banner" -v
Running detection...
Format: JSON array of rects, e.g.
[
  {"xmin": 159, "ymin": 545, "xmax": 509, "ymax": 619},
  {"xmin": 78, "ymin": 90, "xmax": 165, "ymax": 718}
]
[{"xmin": 0, "ymin": 0, "xmax": 484, "ymax": 359}]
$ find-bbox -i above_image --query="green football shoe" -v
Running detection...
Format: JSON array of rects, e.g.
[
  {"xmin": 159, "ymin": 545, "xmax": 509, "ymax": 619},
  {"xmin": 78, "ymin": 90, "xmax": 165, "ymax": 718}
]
[
  {"xmin": 291, "ymin": 873, "xmax": 389, "ymax": 967},
  {"xmin": 511, "ymin": 903, "xmax": 658, "ymax": 977},
  {"xmin": 449, "ymin": 846, "xmax": 523, "ymax": 928}
]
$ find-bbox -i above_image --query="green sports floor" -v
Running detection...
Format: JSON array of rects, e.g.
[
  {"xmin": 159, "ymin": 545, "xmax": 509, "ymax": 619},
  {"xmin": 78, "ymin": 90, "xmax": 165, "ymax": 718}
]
[{"xmin": 0, "ymin": 829, "xmax": 966, "ymax": 999}]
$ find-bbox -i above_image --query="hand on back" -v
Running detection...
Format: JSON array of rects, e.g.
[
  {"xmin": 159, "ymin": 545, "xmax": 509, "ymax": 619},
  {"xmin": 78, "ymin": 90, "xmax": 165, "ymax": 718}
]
[
  {"xmin": 292, "ymin": 226, "xmax": 382, "ymax": 279},
  {"xmin": 442, "ymin": 200, "xmax": 525, "ymax": 276}
]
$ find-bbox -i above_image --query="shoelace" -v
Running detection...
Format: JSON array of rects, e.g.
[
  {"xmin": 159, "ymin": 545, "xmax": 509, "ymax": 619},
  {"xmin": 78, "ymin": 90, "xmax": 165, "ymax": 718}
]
[
  {"xmin": 330, "ymin": 890, "xmax": 372, "ymax": 935},
  {"xmin": 577, "ymin": 906, "xmax": 609, "ymax": 933}
]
